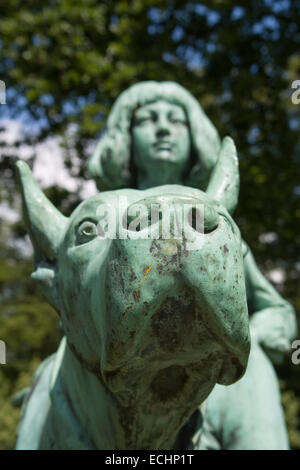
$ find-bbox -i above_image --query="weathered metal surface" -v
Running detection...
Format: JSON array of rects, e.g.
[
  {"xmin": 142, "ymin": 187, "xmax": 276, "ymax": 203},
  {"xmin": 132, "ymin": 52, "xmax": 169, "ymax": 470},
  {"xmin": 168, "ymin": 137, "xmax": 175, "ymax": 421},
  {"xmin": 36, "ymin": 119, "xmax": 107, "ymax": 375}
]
[
  {"xmin": 15, "ymin": 156, "xmax": 250, "ymax": 450},
  {"xmin": 15, "ymin": 80, "xmax": 296, "ymax": 450}
]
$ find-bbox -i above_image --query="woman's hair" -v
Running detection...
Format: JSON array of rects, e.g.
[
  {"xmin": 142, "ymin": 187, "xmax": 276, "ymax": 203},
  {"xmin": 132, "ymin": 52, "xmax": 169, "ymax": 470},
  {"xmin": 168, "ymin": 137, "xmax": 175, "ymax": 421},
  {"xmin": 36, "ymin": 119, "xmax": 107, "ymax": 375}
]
[{"xmin": 88, "ymin": 81, "xmax": 221, "ymax": 191}]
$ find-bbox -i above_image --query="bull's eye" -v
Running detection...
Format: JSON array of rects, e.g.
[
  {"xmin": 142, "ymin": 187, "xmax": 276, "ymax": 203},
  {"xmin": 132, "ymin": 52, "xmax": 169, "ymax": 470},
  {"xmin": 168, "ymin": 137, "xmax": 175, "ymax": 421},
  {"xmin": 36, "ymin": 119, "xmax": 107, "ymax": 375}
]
[{"xmin": 77, "ymin": 220, "xmax": 98, "ymax": 244}]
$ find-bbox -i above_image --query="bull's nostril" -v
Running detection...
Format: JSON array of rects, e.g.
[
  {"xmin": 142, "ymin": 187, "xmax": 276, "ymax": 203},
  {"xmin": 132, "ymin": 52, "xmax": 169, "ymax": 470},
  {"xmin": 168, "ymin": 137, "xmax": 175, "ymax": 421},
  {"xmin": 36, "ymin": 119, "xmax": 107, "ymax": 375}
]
[
  {"xmin": 188, "ymin": 205, "xmax": 219, "ymax": 233},
  {"xmin": 123, "ymin": 204, "xmax": 162, "ymax": 232},
  {"xmin": 188, "ymin": 207, "xmax": 202, "ymax": 233},
  {"xmin": 124, "ymin": 195, "xmax": 220, "ymax": 236},
  {"xmin": 204, "ymin": 206, "xmax": 219, "ymax": 233},
  {"xmin": 123, "ymin": 212, "xmax": 151, "ymax": 232}
]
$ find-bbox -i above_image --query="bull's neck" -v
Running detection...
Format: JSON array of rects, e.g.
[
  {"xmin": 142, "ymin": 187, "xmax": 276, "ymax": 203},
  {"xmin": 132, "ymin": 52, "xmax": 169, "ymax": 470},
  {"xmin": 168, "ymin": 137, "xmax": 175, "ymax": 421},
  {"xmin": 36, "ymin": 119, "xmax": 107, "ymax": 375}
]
[{"xmin": 56, "ymin": 339, "xmax": 201, "ymax": 450}]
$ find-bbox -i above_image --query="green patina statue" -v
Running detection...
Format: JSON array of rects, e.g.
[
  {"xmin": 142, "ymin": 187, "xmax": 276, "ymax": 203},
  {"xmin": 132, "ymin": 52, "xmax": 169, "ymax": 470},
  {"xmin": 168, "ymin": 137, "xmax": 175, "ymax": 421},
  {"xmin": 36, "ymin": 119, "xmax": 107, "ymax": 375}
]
[
  {"xmin": 16, "ymin": 149, "xmax": 250, "ymax": 449},
  {"xmin": 15, "ymin": 81, "xmax": 296, "ymax": 450},
  {"xmin": 87, "ymin": 81, "xmax": 297, "ymax": 449}
]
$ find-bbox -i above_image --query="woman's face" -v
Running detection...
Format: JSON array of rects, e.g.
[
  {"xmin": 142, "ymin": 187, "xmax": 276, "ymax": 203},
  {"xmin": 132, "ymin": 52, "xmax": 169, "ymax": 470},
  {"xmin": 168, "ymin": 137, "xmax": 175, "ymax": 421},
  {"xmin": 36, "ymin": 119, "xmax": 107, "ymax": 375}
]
[{"xmin": 131, "ymin": 100, "xmax": 191, "ymax": 176}]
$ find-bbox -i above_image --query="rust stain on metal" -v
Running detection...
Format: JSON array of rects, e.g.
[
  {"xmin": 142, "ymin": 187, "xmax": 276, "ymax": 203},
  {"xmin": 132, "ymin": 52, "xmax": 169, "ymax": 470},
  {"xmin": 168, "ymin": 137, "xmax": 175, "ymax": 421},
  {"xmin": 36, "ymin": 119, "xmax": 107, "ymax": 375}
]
[
  {"xmin": 143, "ymin": 264, "xmax": 152, "ymax": 278},
  {"xmin": 134, "ymin": 264, "xmax": 153, "ymax": 301},
  {"xmin": 123, "ymin": 304, "xmax": 134, "ymax": 318}
]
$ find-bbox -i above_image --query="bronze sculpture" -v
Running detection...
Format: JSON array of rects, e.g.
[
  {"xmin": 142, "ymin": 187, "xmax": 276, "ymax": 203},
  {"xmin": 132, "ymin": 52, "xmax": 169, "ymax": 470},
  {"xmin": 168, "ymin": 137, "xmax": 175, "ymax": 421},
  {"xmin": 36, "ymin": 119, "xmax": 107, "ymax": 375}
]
[
  {"xmin": 15, "ymin": 81, "xmax": 296, "ymax": 450},
  {"xmin": 15, "ymin": 154, "xmax": 250, "ymax": 449}
]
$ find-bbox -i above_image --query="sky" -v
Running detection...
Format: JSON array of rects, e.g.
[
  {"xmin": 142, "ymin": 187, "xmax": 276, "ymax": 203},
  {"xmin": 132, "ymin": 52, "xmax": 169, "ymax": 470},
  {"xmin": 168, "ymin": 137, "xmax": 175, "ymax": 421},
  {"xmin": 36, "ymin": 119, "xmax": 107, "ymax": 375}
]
[
  {"xmin": 0, "ymin": 118, "xmax": 97, "ymax": 194},
  {"xmin": 0, "ymin": 117, "xmax": 98, "ymax": 258}
]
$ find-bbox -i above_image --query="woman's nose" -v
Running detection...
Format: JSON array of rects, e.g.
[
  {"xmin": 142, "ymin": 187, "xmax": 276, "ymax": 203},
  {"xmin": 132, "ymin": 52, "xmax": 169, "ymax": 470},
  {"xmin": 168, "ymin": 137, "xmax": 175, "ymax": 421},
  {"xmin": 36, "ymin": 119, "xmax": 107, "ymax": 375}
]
[{"xmin": 156, "ymin": 115, "xmax": 171, "ymax": 136}]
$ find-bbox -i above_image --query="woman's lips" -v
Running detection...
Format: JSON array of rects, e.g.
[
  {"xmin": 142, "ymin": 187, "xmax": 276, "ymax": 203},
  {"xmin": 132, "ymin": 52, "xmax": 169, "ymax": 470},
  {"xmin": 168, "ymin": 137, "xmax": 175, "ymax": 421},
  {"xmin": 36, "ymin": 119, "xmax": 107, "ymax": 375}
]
[{"xmin": 154, "ymin": 141, "xmax": 173, "ymax": 151}]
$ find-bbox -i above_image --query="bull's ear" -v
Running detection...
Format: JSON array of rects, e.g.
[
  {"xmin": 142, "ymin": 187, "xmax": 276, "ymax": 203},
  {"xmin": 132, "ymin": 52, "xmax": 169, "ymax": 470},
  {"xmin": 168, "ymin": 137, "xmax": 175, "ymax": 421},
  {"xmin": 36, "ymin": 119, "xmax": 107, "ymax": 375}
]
[
  {"xmin": 206, "ymin": 136, "xmax": 239, "ymax": 214},
  {"xmin": 16, "ymin": 161, "xmax": 68, "ymax": 311}
]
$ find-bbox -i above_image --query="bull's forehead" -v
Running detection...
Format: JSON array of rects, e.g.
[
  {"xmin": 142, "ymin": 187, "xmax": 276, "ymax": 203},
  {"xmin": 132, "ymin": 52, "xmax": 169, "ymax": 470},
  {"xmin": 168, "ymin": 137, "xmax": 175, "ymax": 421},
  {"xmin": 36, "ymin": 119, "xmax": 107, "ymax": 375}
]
[
  {"xmin": 62, "ymin": 184, "xmax": 231, "ymax": 248},
  {"xmin": 69, "ymin": 188, "xmax": 141, "ymax": 223},
  {"xmin": 69, "ymin": 185, "xmax": 215, "ymax": 224},
  {"xmin": 143, "ymin": 184, "xmax": 211, "ymax": 202}
]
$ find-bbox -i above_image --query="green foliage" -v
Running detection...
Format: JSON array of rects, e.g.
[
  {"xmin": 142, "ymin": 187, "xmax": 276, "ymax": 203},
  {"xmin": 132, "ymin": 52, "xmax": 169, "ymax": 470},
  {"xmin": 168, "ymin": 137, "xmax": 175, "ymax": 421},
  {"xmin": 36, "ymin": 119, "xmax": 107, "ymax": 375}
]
[
  {"xmin": 0, "ymin": 228, "xmax": 61, "ymax": 449},
  {"xmin": 0, "ymin": 0, "xmax": 299, "ymax": 449}
]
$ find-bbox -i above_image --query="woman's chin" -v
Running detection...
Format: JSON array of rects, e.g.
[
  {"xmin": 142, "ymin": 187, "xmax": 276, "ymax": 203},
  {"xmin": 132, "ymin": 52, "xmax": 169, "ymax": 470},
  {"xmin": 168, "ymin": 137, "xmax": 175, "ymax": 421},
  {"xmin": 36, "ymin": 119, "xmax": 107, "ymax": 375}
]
[{"xmin": 151, "ymin": 151, "xmax": 181, "ymax": 164}]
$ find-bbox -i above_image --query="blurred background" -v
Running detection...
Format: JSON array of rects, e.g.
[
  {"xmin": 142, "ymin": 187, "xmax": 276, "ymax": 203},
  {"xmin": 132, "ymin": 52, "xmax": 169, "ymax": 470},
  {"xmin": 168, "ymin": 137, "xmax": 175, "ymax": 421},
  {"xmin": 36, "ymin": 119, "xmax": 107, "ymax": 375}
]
[{"xmin": 0, "ymin": 0, "xmax": 299, "ymax": 449}]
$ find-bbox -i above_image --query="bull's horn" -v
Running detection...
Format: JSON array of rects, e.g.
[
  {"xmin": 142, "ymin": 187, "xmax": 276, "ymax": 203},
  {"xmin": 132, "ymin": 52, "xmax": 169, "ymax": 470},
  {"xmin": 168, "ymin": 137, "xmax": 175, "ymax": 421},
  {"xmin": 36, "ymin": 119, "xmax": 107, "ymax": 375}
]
[
  {"xmin": 206, "ymin": 136, "xmax": 239, "ymax": 214},
  {"xmin": 16, "ymin": 161, "xmax": 68, "ymax": 261}
]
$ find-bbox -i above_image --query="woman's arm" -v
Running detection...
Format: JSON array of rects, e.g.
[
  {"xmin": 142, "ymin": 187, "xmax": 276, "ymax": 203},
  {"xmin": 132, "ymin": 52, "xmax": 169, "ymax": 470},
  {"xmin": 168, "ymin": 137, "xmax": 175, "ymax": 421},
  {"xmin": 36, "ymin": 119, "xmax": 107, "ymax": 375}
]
[{"xmin": 243, "ymin": 241, "xmax": 297, "ymax": 355}]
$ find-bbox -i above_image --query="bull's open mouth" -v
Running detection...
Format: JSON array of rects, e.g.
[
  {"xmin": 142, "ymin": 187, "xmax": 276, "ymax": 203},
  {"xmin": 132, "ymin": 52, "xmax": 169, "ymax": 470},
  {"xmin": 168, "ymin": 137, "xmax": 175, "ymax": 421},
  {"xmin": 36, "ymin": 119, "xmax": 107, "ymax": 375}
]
[
  {"xmin": 150, "ymin": 365, "xmax": 188, "ymax": 402},
  {"xmin": 102, "ymin": 351, "xmax": 227, "ymax": 413},
  {"xmin": 102, "ymin": 339, "xmax": 245, "ymax": 403},
  {"xmin": 103, "ymin": 283, "xmax": 248, "ymax": 395}
]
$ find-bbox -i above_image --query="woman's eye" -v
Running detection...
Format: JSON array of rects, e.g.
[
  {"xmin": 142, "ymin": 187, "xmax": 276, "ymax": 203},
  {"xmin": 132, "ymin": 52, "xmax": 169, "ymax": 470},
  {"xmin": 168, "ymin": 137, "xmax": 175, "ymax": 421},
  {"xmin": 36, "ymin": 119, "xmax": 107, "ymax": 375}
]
[
  {"xmin": 77, "ymin": 221, "xmax": 98, "ymax": 244},
  {"xmin": 170, "ymin": 118, "xmax": 187, "ymax": 125},
  {"xmin": 136, "ymin": 116, "xmax": 152, "ymax": 124}
]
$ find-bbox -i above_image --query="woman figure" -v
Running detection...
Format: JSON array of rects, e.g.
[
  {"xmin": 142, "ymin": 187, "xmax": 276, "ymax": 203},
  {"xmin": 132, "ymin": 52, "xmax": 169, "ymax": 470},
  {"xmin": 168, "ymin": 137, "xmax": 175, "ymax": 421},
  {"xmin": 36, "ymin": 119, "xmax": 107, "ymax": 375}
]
[{"xmin": 88, "ymin": 81, "xmax": 296, "ymax": 450}]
